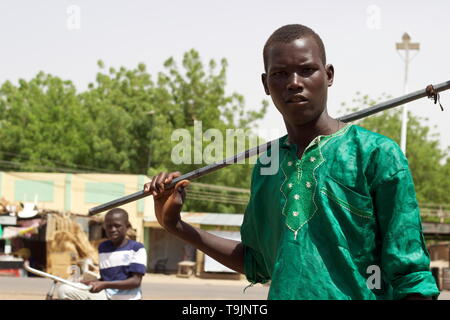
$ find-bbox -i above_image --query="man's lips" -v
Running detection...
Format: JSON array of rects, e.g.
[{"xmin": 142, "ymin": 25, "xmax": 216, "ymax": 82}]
[{"xmin": 286, "ymin": 94, "xmax": 308, "ymax": 103}]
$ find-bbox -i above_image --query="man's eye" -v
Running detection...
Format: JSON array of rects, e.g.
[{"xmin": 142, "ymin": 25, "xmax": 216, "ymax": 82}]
[
  {"xmin": 272, "ymin": 71, "xmax": 286, "ymax": 77},
  {"xmin": 301, "ymin": 68, "xmax": 316, "ymax": 75}
]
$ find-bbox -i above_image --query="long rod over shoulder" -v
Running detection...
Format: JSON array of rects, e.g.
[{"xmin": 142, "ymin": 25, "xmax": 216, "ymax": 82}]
[
  {"xmin": 88, "ymin": 81, "xmax": 449, "ymax": 216},
  {"xmin": 338, "ymin": 81, "xmax": 449, "ymax": 122}
]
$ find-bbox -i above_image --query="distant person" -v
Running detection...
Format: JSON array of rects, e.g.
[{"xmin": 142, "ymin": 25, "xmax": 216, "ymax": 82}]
[
  {"xmin": 57, "ymin": 208, "xmax": 147, "ymax": 300},
  {"xmin": 143, "ymin": 24, "xmax": 439, "ymax": 300}
]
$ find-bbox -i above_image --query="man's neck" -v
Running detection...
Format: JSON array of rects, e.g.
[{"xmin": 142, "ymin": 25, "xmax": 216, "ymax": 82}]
[
  {"xmin": 111, "ymin": 238, "xmax": 129, "ymax": 248},
  {"xmin": 284, "ymin": 111, "xmax": 342, "ymax": 155}
]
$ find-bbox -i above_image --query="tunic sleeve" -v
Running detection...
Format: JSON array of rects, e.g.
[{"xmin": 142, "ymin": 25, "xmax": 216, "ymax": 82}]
[
  {"xmin": 241, "ymin": 164, "xmax": 271, "ymax": 285},
  {"xmin": 243, "ymin": 244, "xmax": 271, "ymax": 284},
  {"xmin": 371, "ymin": 143, "xmax": 440, "ymax": 299}
]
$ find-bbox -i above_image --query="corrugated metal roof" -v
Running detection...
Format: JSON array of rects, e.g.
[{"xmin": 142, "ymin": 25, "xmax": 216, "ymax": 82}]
[
  {"xmin": 144, "ymin": 212, "xmax": 243, "ymax": 227},
  {"xmin": 183, "ymin": 213, "xmax": 243, "ymax": 226}
]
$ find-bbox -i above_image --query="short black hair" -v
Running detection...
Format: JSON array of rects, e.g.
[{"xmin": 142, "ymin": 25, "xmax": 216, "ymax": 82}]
[
  {"xmin": 105, "ymin": 208, "xmax": 129, "ymax": 225},
  {"xmin": 263, "ymin": 24, "xmax": 327, "ymax": 71}
]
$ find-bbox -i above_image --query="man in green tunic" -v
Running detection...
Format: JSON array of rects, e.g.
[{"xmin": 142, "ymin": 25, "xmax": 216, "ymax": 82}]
[{"xmin": 144, "ymin": 24, "xmax": 439, "ymax": 300}]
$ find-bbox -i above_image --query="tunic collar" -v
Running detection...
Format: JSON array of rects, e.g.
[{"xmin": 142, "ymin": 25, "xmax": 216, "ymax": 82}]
[{"xmin": 281, "ymin": 124, "xmax": 352, "ymax": 151}]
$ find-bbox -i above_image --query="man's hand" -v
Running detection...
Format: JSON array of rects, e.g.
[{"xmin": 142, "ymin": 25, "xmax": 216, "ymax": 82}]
[
  {"xmin": 81, "ymin": 274, "xmax": 143, "ymax": 293},
  {"xmin": 81, "ymin": 280, "xmax": 105, "ymax": 293},
  {"xmin": 143, "ymin": 171, "xmax": 190, "ymax": 232}
]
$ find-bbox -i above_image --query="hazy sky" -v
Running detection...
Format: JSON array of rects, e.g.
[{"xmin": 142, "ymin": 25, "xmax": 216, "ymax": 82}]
[{"xmin": 1, "ymin": 0, "xmax": 449, "ymax": 151}]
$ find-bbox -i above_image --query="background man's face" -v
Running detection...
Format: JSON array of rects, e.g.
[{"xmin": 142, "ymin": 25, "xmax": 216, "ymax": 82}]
[
  {"xmin": 104, "ymin": 213, "xmax": 128, "ymax": 243},
  {"xmin": 262, "ymin": 37, "xmax": 333, "ymax": 127}
]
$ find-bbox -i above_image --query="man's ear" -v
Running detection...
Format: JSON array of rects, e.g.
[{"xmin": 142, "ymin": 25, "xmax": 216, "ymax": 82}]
[
  {"xmin": 325, "ymin": 64, "xmax": 334, "ymax": 87},
  {"xmin": 261, "ymin": 73, "xmax": 270, "ymax": 95}
]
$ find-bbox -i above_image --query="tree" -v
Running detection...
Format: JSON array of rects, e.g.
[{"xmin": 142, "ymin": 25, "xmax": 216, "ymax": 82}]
[
  {"xmin": 80, "ymin": 61, "xmax": 156, "ymax": 173},
  {"xmin": 151, "ymin": 49, "xmax": 267, "ymax": 212},
  {"xmin": 0, "ymin": 50, "xmax": 268, "ymax": 213},
  {"xmin": 340, "ymin": 92, "xmax": 449, "ymax": 204},
  {"xmin": 0, "ymin": 72, "xmax": 92, "ymax": 172}
]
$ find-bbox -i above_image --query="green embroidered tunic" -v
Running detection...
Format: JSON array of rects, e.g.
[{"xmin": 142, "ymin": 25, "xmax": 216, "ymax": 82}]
[{"xmin": 241, "ymin": 124, "xmax": 439, "ymax": 300}]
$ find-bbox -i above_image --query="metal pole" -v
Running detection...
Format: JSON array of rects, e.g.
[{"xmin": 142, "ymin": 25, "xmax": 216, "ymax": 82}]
[
  {"xmin": 400, "ymin": 48, "xmax": 409, "ymax": 154},
  {"xmin": 396, "ymin": 33, "xmax": 420, "ymax": 156},
  {"xmin": 88, "ymin": 81, "xmax": 449, "ymax": 216}
]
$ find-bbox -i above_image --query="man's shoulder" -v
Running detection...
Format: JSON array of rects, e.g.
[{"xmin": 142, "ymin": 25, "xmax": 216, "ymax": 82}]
[
  {"xmin": 127, "ymin": 240, "xmax": 146, "ymax": 252},
  {"xmin": 98, "ymin": 240, "xmax": 112, "ymax": 253},
  {"xmin": 348, "ymin": 124, "xmax": 394, "ymax": 143},
  {"xmin": 346, "ymin": 125, "xmax": 403, "ymax": 154},
  {"xmin": 349, "ymin": 125, "xmax": 410, "ymax": 182}
]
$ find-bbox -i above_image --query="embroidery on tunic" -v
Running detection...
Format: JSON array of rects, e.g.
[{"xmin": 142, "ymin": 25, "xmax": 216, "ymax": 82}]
[{"xmin": 282, "ymin": 125, "xmax": 353, "ymax": 237}]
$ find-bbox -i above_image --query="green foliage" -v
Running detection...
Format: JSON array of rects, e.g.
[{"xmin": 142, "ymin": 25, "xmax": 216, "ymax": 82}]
[
  {"xmin": 0, "ymin": 72, "xmax": 91, "ymax": 172},
  {"xmin": 151, "ymin": 49, "xmax": 267, "ymax": 212},
  {"xmin": 0, "ymin": 50, "xmax": 268, "ymax": 213},
  {"xmin": 341, "ymin": 92, "xmax": 449, "ymax": 204}
]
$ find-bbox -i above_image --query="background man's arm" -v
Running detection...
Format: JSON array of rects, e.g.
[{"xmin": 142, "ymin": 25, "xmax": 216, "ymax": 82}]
[{"xmin": 87, "ymin": 273, "xmax": 143, "ymax": 293}]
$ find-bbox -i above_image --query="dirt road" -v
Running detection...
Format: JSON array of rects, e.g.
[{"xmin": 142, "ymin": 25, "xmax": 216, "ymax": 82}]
[
  {"xmin": 1, "ymin": 274, "xmax": 448, "ymax": 300},
  {"xmin": 0, "ymin": 274, "xmax": 269, "ymax": 300}
]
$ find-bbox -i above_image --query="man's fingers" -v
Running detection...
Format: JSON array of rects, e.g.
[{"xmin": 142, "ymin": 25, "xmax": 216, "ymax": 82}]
[
  {"xmin": 165, "ymin": 171, "xmax": 182, "ymax": 186},
  {"xmin": 144, "ymin": 172, "xmax": 184, "ymax": 197},
  {"xmin": 174, "ymin": 179, "xmax": 190, "ymax": 191},
  {"xmin": 172, "ymin": 180, "xmax": 190, "ymax": 202},
  {"xmin": 155, "ymin": 173, "xmax": 168, "ymax": 193},
  {"xmin": 164, "ymin": 180, "xmax": 190, "ymax": 208},
  {"xmin": 150, "ymin": 173, "xmax": 166, "ymax": 195},
  {"xmin": 169, "ymin": 171, "xmax": 182, "ymax": 179},
  {"xmin": 157, "ymin": 171, "xmax": 182, "ymax": 192},
  {"xmin": 177, "ymin": 180, "xmax": 190, "ymax": 203}
]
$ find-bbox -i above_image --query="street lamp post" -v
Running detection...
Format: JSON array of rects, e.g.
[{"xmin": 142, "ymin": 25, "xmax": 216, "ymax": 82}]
[{"xmin": 396, "ymin": 33, "xmax": 420, "ymax": 156}]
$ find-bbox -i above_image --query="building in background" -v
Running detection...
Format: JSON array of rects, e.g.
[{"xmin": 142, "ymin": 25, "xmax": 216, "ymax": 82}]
[
  {"xmin": 0, "ymin": 171, "xmax": 154, "ymax": 244},
  {"xmin": 144, "ymin": 212, "xmax": 244, "ymax": 279}
]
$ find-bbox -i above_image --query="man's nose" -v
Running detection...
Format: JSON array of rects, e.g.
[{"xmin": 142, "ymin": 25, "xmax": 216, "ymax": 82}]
[{"xmin": 287, "ymin": 73, "xmax": 303, "ymax": 91}]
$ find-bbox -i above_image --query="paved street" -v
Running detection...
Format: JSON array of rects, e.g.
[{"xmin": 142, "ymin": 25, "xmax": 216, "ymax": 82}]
[
  {"xmin": 0, "ymin": 274, "xmax": 448, "ymax": 300},
  {"xmin": 0, "ymin": 274, "xmax": 269, "ymax": 300}
]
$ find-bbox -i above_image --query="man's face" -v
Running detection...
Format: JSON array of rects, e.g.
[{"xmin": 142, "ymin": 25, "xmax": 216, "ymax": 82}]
[
  {"xmin": 103, "ymin": 213, "xmax": 128, "ymax": 243},
  {"xmin": 262, "ymin": 37, "xmax": 334, "ymax": 126}
]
